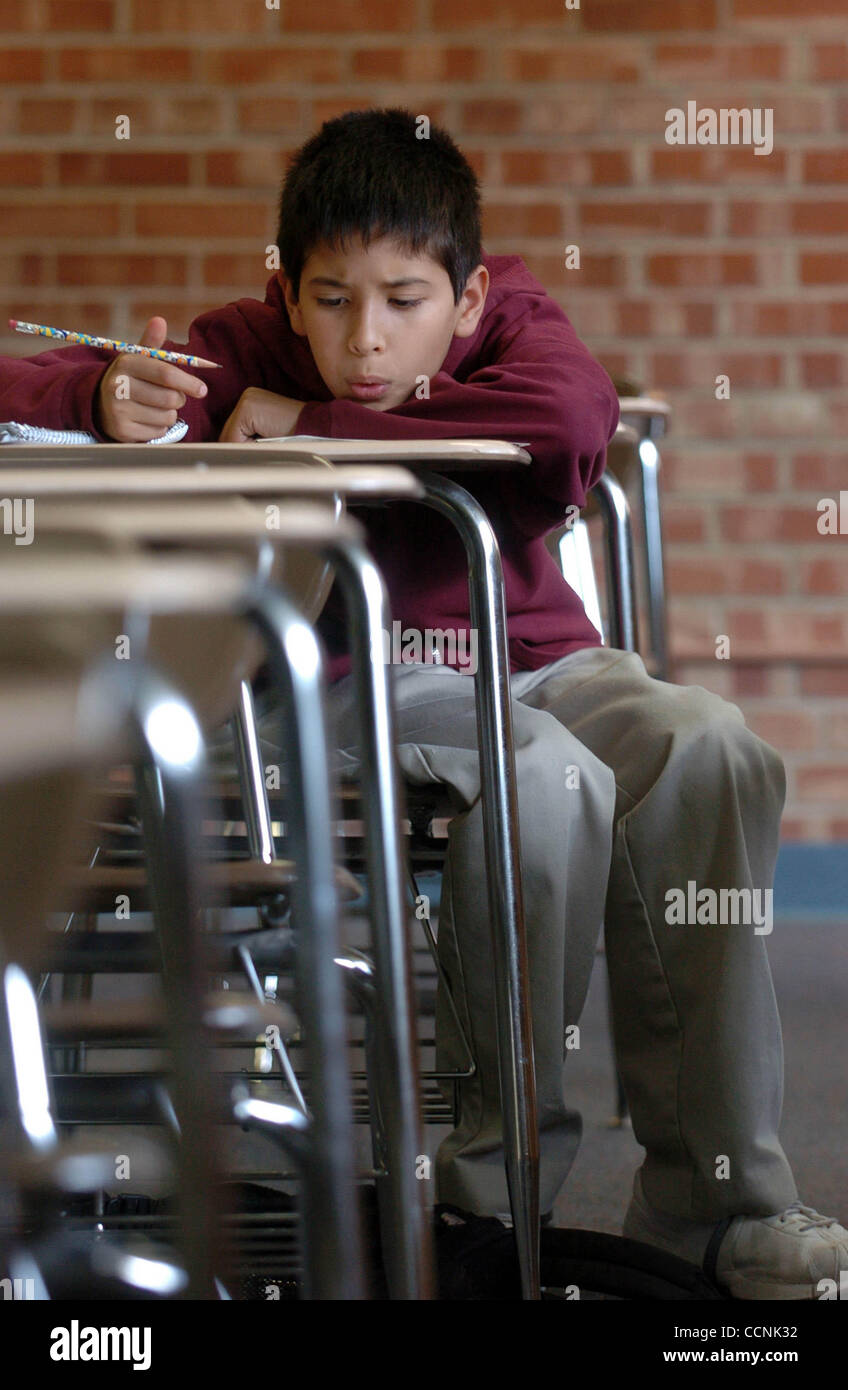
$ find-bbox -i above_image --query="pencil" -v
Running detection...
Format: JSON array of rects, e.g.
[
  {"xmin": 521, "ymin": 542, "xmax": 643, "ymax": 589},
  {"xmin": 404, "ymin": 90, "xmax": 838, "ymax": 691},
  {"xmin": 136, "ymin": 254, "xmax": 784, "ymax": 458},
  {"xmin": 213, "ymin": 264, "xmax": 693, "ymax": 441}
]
[{"xmin": 9, "ymin": 319, "xmax": 222, "ymax": 370}]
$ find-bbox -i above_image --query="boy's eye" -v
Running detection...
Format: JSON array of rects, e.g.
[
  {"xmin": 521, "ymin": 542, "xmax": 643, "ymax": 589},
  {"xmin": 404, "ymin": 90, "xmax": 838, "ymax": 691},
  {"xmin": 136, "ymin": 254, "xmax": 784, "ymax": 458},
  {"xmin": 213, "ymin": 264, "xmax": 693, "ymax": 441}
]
[{"xmin": 315, "ymin": 298, "xmax": 423, "ymax": 309}]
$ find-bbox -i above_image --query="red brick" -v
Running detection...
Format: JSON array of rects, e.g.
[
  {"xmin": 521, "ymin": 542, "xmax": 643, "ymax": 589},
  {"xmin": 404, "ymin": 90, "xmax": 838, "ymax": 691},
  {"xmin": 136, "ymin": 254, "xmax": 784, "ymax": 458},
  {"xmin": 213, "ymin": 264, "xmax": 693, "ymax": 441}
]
[
  {"xmin": 59, "ymin": 152, "xmax": 190, "ymax": 185},
  {"xmin": 204, "ymin": 150, "xmax": 288, "ymax": 188},
  {"xmin": 134, "ymin": 202, "xmax": 270, "ymax": 238},
  {"xmin": 731, "ymin": 668, "xmax": 768, "ymax": 697},
  {"xmin": 649, "ymin": 351, "xmax": 783, "ymax": 389},
  {"xmin": 460, "ymin": 100, "xmax": 523, "ymax": 135},
  {"xmin": 527, "ymin": 252, "xmax": 625, "ymax": 289},
  {"xmin": 483, "ymin": 203, "xmax": 562, "ymax": 238},
  {"xmin": 580, "ymin": 200, "xmax": 710, "ymax": 235},
  {"xmin": 310, "ymin": 98, "xmax": 450, "ymax": 130},
  {"xmin": 89, "ymin": 99, "xmax": 152, "ymax": 133},
  {"xmin": 0, "ymin": 2, "xmax": 39, "ymax": 27},
  {"xmin": 0, "ymin": 253, "xmax": 51, "ymax": 285},
  {"xmin": 0, "ymin": 203, "xmax": 121, "ymax": 237},
  {"xmin": 728, "ymin": 201, "xmax": 788, "ymax": 236},
  {"xmin": 651, "ymin": 148, "xmax": 787, "ymax": 183},
  {"xmin": 352, "ymin": 45, "xmax": 483, "ymax": 81},
  {"xmin": 59, "ymin": 47, "xmax": 190, "ymax": 81},
  {"xmin": 736, "ymin": 558, "xmax": 787, "ymax": 593},
  {"xmin": 684, "ymin": 303, "xmax": 717, "ymax": 335},
  {"xmin": 812, "ymin": 43, "xmax": 848, "ymax": 79},
  {"xmin": 646, "ymin": 253, "xmax": 758, "ymax": 288},
  {"xmin": 796, "ymin": 765, "xmax": 848, "ymax": 802},
  {"xmin": 744, "ymin": 454, "xmax": 779, "ymax": 490},
  {"xmin": 17, "ymin": 99, "xmax": 84, "ymax": 135},
  {"xmin": 747, "ymin": 711, "xmax": 816, "ymax": 750},
  {"xmin": 130, "ymin": 0, "xmax": 265, "ymax": 29},
  {"xmin": 582, "ymin": 0, "xmax": 717, "ymax": 30},
  {"xmin": 202, "ymin": 254, "xmax": 268, "ymax": 287},
  {"xmin": 791, "ymin": 453, "xmax": 847, "ymax": 490},
  {"xmin": 0, "ymin": 50, "xmax": 44, "ymax": 81},
  {"xmin": 128, "ymin": 301, "xmax": 215, "ymax": 335},
  {"xmin": 285, "ymin": 0, "xmax": 413, "ymax": 28},
  {"xmin": 800, "ymin": 353, "xmax": 848, "ymax": 388},
  {"xmin": 503, "ymin": 149, "xmax": 632, "ymax": 187},
  {"xmin": 663, "ymin": 504, "xmax": 707, "ymax": 543},
  {"xmin": 162, "ymin": 97, "xmax": 230, "ymax": 135},
  {"xmin": 801, "ymin": 559, "xmax": 848, "ymax": 596},
  {"xmin": 503, "ymin": 43, "xmax": 641, "ymax": 82},
  {"xmin": 721, "ymin": 505, "xmax": 820, "ymax": 545},
  {"xmin": 731, "ymin": 300, "xmax": 848, "ymax": 336},
  {"xmin": 208, "ymin": 49, "xmax": 340, "ymax": 83},
  {"xmin": 826, "ymin": 714, "xmax": 848, "ymax": 748},
  {"xmin": 350, "ymin": 46, "xmax": 405, "ymax": 79},
  {"xmin": 801, "ymin": 253, "xmax": 848, "ymax": 285},
  {"xmin": 735, "ymin": 0, "xmax": 845, "ymax": 15},
  {"xmin": 801, "ymin": 669, "xmax": 848, "ymax": 697},
  {"xmin": 57, "ymin": 255, "xmax": 188, "ymax": 287},
  {"xmin": 234, "ymin": 100, "xmax": 303, "ymax": 136},
  {"xmin": 666, "ymin": 556, "xmax": 728, "ymax": 594},
  {"xmin": 617, "ymin": 300, "xmax": 651, "ymax": 335},
  {"xmin": 4, "ymin": 305, "xmax": 116, "ymax": 342},
  {"xmin": 45, "ymin": 0, "xmax": 115, "ymax": 28},
  {"xmin": 803, "ymin": 151, "xmax": 848, "ymax": 183},
  {"xmin": 792, "ymin": 200, "xmax": 848, "ymax": 235},
  {"xmin": 0, "ymin": 153, "xmax": 47, "ymax": 186},
  {"xmin": 654, "ymin": 41, "xmax": 785, "ymax": 79},
  {"xmin": 432, "ymin": 0, "xmax": 569, "ymax": 25}
]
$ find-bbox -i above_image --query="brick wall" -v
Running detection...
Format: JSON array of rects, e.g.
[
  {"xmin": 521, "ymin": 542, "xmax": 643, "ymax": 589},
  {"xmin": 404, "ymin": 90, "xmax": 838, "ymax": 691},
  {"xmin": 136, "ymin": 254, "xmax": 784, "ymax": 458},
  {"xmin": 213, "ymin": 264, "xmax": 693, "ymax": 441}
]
[{"xmin": 1, "ymin": 0, "xmax": 846, "ymax": 839}]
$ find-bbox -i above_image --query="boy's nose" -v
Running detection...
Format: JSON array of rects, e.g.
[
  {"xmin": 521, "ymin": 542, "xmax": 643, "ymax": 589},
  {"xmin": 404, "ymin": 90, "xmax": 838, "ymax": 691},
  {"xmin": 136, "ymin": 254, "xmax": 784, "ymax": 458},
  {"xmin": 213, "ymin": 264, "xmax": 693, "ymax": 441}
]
[{"xmin": 348, "ymin": 311, "xmax": 385, "ymax": 355}]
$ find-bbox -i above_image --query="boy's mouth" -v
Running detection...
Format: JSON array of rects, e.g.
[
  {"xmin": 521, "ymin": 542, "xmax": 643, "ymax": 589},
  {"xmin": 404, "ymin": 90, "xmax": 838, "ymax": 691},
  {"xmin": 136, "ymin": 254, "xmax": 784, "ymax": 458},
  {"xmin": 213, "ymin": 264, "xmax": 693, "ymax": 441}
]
[{"xmin": 347, "ymin": 378, "xmax": 390, "ymax": 401}]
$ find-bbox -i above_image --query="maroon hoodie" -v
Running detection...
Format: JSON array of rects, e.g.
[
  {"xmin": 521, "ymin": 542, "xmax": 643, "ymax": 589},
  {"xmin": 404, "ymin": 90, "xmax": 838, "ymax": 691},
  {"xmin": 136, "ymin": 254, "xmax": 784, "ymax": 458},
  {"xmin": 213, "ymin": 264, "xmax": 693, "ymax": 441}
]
[{"xmin": 0, "ymin": 253, "xmax": 618, "ymax": 682}]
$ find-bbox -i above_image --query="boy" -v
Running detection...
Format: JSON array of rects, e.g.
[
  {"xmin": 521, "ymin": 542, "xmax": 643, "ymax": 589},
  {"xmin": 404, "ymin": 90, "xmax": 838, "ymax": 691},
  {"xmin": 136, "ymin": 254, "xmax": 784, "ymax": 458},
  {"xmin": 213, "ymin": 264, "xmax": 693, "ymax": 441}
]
[{"xmin": 3, "ymin": 108, "xmax": 846, "ymax": 1299}]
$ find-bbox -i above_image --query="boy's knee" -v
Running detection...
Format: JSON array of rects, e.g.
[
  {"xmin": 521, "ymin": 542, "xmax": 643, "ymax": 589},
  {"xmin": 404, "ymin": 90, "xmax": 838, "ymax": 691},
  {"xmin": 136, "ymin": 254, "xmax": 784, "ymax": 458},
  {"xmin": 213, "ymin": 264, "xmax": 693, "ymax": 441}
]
[{"xmin": 667, "ymin": 687, "xmax": 786, "ymax": 806}]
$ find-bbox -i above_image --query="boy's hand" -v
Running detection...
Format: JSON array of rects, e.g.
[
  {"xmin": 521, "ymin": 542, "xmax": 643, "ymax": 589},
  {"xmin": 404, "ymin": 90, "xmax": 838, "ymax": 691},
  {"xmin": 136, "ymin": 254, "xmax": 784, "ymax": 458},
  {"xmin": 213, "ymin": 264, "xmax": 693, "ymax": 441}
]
[
  {"xmin": 97, "ymin": 317, "xmax": 208, "ymax": 442},
  {"xmin": 218, "ymin": 387, "xmax": 304, "ymax": 443}
]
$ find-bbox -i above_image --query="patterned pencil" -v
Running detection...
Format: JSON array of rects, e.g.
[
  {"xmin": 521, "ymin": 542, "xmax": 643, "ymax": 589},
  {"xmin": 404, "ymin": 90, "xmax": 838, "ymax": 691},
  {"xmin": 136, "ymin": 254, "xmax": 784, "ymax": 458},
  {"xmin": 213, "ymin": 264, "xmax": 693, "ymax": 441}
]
[{"xmin": 9, "ymin": 319, "xmax": 222, "ymax": 370}]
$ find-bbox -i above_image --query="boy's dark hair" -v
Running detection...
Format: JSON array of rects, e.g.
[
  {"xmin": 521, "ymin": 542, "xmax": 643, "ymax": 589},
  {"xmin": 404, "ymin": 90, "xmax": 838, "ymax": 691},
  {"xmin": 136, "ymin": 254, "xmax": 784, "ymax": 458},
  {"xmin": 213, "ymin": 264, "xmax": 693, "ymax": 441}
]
[{"xmin": 276, "ymin": 108, "xmax": 482, "ymax": 305}]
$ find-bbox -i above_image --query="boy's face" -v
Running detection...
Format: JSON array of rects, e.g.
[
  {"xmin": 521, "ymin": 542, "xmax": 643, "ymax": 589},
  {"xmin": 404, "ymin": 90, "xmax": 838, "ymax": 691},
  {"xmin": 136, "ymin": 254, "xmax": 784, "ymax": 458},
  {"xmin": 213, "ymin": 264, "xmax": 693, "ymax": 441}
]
[{"xmin": 279, "ymin": 235, "xmax": 489, "ymax": 411}]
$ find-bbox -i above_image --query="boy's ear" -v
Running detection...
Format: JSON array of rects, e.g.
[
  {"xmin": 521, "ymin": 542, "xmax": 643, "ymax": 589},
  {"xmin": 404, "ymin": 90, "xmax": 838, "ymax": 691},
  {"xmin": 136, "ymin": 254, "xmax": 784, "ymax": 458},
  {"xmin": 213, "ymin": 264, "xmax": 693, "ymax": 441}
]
[
  {"xmin": 278, "ymin": 270, "xmax": 307, "ymax": 336},
  {"xmin": 452, "ymin": 263, "xmax": 490, "ymax": 339}
]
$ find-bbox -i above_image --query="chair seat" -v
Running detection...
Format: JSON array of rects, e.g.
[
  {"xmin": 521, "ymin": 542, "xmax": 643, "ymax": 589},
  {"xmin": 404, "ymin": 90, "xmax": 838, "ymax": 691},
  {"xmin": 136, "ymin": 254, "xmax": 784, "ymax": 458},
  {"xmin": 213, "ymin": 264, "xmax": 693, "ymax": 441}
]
[
  {"xmin": 43, "ymin": 991, "xmax": 297, "ymax": 1043},
  {"xmin": 62, "ymin": 857, "xmax": 363, "ymax": 913}
]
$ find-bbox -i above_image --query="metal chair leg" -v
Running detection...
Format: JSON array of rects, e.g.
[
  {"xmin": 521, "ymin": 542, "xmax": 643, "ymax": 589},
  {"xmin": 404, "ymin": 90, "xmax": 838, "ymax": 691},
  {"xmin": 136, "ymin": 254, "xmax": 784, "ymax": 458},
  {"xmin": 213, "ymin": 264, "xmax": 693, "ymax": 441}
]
[
  {"xmin": 591, "ymin": 470, "xmax": 640, "ymax": 656},
  {"xmin": 637, "ymin": 435, "xmax": 670, "ymax": 681},
  {"xmin": 231, "ymin": 679, "xmax": 275, "ymax": 866},
  {"xmin": 244, "ymin": 583, "xmax": 366, "ymax": 1301},
  {"xmin": 417, "ymin": 473, "xmax": 541, "ymax": 1302},
  {"xmin": 316, "ymin": 539, "xmax": 432, "ymax": 1301}
]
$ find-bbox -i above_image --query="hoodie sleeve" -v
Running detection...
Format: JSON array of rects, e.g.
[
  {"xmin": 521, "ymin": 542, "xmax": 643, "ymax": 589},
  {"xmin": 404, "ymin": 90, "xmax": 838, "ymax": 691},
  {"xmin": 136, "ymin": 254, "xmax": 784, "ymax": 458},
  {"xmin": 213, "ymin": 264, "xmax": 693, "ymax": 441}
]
[
  {"xmin": 295, "ymin": 287, "xmax": 620, "ymax": 530},
  {"xmin": 0, "ymin": 303, "xmax": 270, "ymax": 442}
]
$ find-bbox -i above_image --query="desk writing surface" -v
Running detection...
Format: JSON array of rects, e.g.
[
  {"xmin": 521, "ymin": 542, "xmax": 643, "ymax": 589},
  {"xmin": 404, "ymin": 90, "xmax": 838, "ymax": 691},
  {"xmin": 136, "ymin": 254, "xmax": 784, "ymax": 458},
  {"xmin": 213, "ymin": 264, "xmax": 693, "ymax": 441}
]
[
  {"xmin": 0, "ymin": 464, "xmax": 425, "ymax": 500},
  {"xmin": 0, "ymin": 438, "xmax": 532, "ymax": 472}
]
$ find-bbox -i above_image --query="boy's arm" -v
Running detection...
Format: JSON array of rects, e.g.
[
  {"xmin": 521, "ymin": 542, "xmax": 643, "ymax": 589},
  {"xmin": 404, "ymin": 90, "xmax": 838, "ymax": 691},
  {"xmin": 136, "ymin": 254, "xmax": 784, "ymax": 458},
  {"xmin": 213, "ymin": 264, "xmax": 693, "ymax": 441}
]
[
  {"xmin": 0, "ymin": 304, "xmax": 264, "ymax": 441},
  {"xmin": 294, "ymin": 293, "xmax": 620, "ymax": 517}
]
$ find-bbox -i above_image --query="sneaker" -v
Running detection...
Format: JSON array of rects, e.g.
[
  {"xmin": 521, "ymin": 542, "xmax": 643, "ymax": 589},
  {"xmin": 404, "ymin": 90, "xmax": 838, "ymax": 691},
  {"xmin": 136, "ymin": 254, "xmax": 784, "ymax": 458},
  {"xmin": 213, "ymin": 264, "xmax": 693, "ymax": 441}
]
[{"xmin": 624, "ymin": 1171, "xmax": 848, "ymax": 1300}]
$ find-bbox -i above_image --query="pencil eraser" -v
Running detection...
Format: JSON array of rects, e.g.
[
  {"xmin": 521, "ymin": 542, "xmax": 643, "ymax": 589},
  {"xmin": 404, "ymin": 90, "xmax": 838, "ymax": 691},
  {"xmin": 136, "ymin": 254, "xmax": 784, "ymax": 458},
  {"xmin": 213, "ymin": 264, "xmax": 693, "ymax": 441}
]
[{"xmin": 8, "ymin": 319, "xmax": 18, "ymax": 329}]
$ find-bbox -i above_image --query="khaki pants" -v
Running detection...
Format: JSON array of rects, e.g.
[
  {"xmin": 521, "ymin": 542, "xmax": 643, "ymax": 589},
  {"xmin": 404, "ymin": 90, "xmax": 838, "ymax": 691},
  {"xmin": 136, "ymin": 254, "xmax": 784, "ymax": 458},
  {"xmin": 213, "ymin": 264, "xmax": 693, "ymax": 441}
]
[{"xmin": 324, "ymin": 645, "xmax": 799, "ymax": 1223}]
